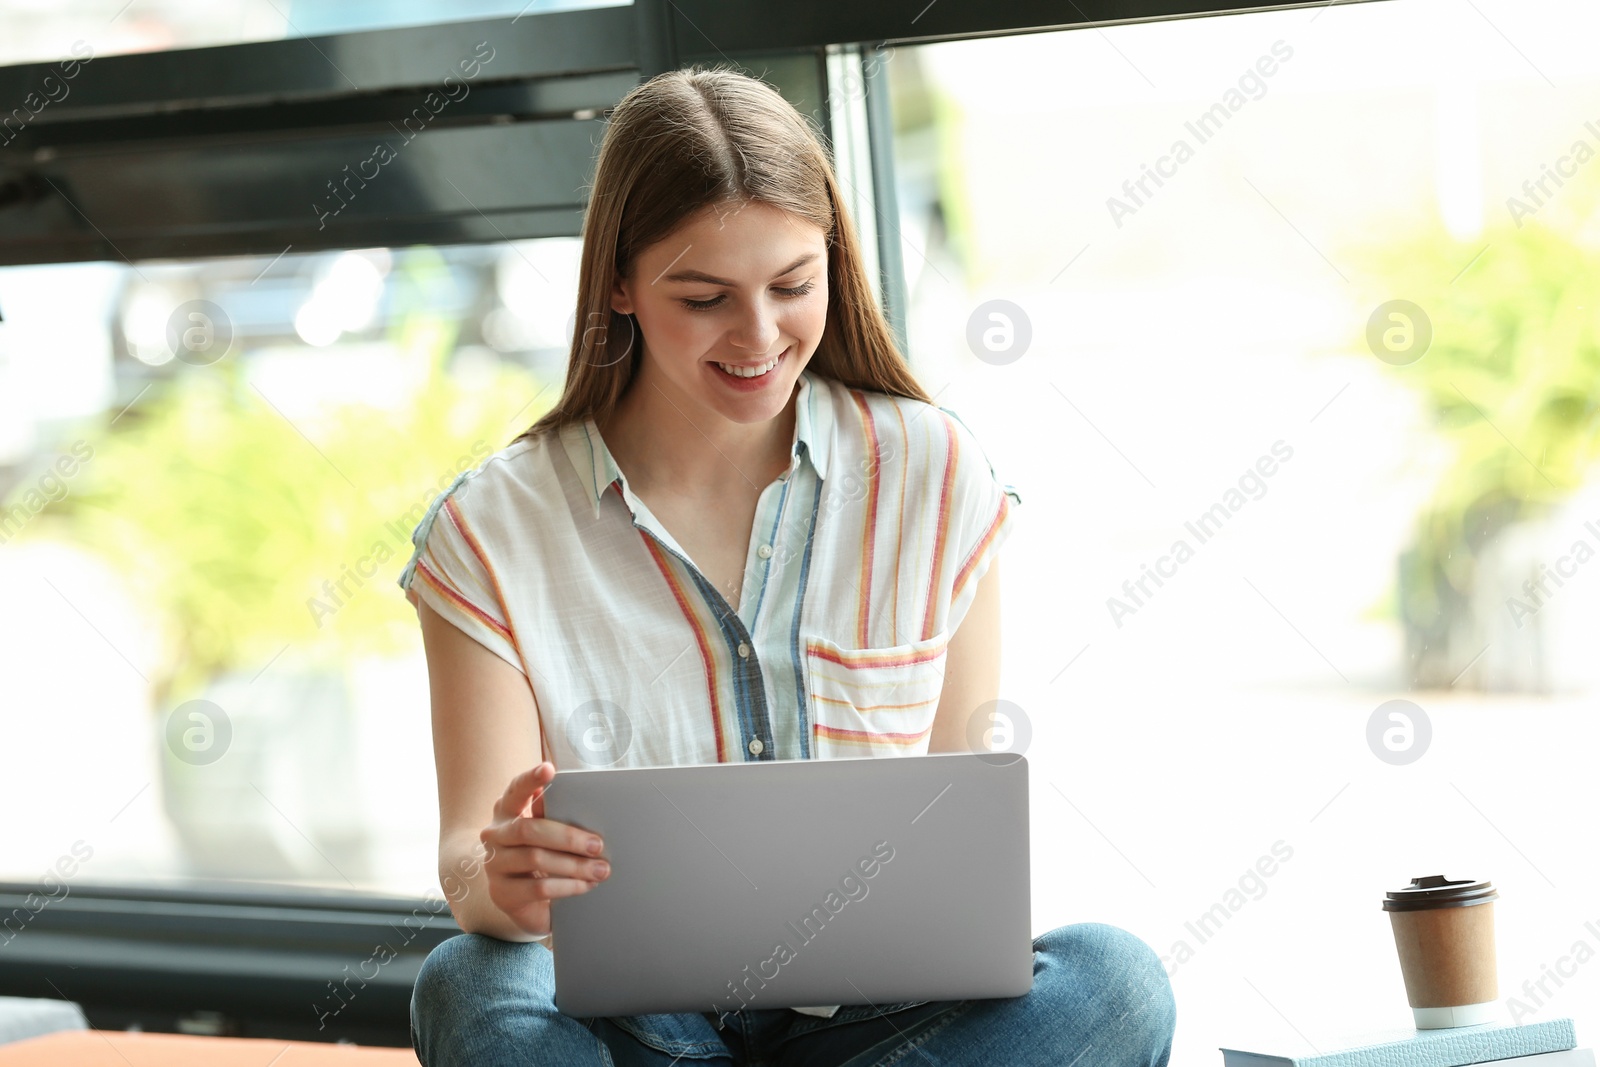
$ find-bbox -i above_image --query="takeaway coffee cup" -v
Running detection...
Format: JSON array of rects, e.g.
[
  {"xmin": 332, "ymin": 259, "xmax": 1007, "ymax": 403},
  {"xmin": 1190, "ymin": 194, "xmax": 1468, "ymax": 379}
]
[{"xmin": 1382, "ymin": 875, "xmax": 1499, "ymax": 1028}]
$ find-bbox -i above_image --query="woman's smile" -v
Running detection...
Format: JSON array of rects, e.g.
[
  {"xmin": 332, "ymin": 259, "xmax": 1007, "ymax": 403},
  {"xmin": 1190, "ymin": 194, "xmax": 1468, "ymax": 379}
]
[{"xmin": 709, "ymin": 345, "xmax": 790, "ymax": 388}]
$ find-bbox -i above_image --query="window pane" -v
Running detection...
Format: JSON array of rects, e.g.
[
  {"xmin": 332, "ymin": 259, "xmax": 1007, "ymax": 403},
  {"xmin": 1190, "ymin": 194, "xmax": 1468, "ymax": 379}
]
[
  {"xmin": 0, "ymin": 238, "xmax": 580, "ymax": 897},
  {"xmin": 0, "ymin": 0, "xmax": 627, "ymax": 69},
  {"xmin": 884, "ymin": 0, "xmax": 1597, "ymax": 1058}
]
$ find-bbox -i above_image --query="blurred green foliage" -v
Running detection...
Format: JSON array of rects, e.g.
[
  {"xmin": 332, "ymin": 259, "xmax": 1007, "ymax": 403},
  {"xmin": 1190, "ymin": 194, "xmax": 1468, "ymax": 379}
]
[
  {"xmin": 1359, "ymin": 202, "xmax": 1600, "ymax": 673},
  {"xmin": 36, "ymin": 249, "xmax": 549, "ymax": 709}
]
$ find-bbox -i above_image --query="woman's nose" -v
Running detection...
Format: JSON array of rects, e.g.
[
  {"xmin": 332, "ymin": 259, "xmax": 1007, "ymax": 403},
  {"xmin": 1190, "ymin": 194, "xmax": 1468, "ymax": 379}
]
[{"xmin": 728, "ymin": 301, "xmax": 781, "ymax": 352}]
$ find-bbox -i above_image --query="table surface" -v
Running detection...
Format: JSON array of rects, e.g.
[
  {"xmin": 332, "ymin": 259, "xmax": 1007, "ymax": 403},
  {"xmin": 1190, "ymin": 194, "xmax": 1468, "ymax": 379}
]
[{"xmin": 0, "ymin": 1030, "xmax": 421, "ymax": 1065}]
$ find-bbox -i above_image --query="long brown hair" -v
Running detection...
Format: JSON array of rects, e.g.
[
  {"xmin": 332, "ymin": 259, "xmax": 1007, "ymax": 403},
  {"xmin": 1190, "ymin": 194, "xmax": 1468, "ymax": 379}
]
[{"xmin": 512, "ymin": 63, "xmax": 931, "ymax": 444}]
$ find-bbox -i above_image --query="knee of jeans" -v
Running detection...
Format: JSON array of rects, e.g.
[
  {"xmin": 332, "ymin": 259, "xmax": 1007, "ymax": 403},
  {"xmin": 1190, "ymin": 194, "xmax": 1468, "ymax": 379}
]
[
  {"xmin": 412, "ymin": 932, "xmax": 547, "ymax": 1021},
  {"xmin": 412, "ymin": 934, "xmax": 474, "ymax": 1021},
  {"xmin": 1038, "ymin": 923, "xmax": 1176, "ymax": 1054}
]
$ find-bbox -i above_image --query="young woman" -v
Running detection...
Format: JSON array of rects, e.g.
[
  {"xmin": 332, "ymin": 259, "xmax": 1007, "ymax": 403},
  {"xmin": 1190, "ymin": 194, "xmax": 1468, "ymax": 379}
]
[{"xmin": 400, "ymin": 65, "xmax": 1175, "ymax": 1066}]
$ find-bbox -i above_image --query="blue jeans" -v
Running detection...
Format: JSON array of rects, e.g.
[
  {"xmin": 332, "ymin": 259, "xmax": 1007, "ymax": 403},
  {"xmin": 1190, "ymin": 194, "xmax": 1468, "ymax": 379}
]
[{"xmin": 410, "ymin": 922, "xmax": 1175, "ymax": 1066}]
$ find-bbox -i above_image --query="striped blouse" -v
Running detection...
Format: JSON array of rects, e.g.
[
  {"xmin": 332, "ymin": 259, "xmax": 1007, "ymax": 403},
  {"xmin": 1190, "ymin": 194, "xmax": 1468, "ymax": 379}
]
[{"xmin": 397, "ymin": 367, "xmax": 1020, "ymax": 1017}]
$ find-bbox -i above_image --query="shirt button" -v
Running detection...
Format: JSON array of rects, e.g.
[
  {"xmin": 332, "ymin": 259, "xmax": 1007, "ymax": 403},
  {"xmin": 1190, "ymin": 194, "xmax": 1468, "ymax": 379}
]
[
  {"xmin": 757, "ymin": 544, "xmax": 773, "ymax": 559},
  {"xmin": 737, "ymin": 642, "xmax": 751, "ymax": 659},
  {"xmin": 748, "ymin": 738, "xmax": 764, "ymax": 755}
]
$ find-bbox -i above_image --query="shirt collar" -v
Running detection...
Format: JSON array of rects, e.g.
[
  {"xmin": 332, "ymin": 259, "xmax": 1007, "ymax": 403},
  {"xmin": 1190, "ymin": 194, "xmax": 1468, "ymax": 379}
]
[
  {"xmin": 793, "ymin": 367, "xmax": 832, "ymax": 481},
  {"xmin": 559, "ymin": 368, "xmax": 833, "ymax": 520}
]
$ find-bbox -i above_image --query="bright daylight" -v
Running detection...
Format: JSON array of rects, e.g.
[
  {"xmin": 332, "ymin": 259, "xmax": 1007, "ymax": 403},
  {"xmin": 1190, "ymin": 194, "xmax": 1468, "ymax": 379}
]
[{"xmin": 0, "ymin": 0, "xmax": 1596, "ymax": 1064}]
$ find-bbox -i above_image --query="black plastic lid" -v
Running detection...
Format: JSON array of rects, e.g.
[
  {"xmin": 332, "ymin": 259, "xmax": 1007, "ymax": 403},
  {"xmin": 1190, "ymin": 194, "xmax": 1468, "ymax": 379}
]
[{"xmin": 1382, "ymin": 875, "xmax": 1498, "ymax": 911}]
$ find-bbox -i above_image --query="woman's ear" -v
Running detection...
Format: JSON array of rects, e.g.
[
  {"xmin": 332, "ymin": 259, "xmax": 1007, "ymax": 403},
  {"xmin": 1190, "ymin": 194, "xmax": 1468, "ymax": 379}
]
[{"xmin": 610, "ymin": 274, "xmax": 634, "ymax": 316}]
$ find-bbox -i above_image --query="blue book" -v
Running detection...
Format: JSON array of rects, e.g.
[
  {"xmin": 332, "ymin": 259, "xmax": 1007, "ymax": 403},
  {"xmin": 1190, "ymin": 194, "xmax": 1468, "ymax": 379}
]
[{"xmin": 1219, "ymin": 1017, "xmax": 1577, "ymax": 1067}]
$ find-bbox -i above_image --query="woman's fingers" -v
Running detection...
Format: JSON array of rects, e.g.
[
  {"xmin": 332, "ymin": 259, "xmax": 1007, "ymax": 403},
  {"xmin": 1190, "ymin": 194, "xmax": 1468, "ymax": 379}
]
[
  {"xmin": 481, "ymin": 810, "xmax": 603, "ymax": 861},
  {"xmin": 517, "ymin": 811, "xmax": 604, "ymax": 857},
  {"xmin": 477, "ymin": 762, "xmax": 608, "ymax": 935},
  {"xmin": 497, "ymin": 877, "xmax": 597, "ymax": 927},
  {"xmin": 487, "ymin": 874, "xmax": 594, "ymax": 935},
  {"xmin": 494, "ymin": 843, "xmax": 611, "ymax": 882},
  {"xmin": 508, "ymin": 876, "xmax": 598, "ymax": 899},
  {"xmin": 523, "ymin": 878, "xmax": 598, "ymax": 899},
  {"xmin": 493, "ymin": 762, "xmax": 553, "ymax": 823},
  {"xmin": 526, "ymin": 762, "xmax": 552, "ymax": 820}
]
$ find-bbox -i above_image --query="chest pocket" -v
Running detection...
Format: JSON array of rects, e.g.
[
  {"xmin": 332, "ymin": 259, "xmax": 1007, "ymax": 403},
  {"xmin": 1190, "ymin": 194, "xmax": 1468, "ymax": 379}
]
[{"xmin": 803, "ymin": 630, "xmax": 951, "ymax": 758}]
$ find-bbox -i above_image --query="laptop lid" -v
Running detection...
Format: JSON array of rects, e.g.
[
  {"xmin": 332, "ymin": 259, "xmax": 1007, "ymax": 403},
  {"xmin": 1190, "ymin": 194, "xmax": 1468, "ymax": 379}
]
[{"xmin": 542, "ymin": 751, "xmax": 1032, "ymax": 1017}]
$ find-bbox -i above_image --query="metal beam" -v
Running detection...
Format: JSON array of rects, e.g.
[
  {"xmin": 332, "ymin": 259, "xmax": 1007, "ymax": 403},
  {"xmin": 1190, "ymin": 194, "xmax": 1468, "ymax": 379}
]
[
  {"xmin": 0, "ymin": 880, "xmax": 458, "ymax": 1045},
  {"xmin": 0, "ymin": 7, "xmax": 637, "ymax": 124},
  {"xmin": 667, "ymin": 0, "xmax": 1386, "ymax": 56},
  {"xmin": 3, "ymin": 119, "xmax": 601, "ymax": 266}
]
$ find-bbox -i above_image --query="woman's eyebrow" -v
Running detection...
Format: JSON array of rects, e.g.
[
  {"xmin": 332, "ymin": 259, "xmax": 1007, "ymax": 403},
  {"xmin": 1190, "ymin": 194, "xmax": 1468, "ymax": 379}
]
[{"xmin": 661, "ymin": 252, "xmax": 819, "ymax": 286}]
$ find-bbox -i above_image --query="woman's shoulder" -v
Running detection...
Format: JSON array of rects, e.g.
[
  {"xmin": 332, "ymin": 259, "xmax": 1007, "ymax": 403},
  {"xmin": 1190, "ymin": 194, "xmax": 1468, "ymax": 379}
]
[
  {"xmin": 832, "ymin": 379, "xmax": 1020, "ymax": 508},
  {"xmin": 813, "ymin": 372, "xmax": 959, "ymax": 432},
  {"xmin": 435, "ymin": 428, "xmax": 568, "ymax": 515},
  {"xmin": 397, "ymin": 428, "xmax": 576, "ymax": 591},
  {"xmin": 818, "ymin": 377, "xmax": 988, "ymax": 468}
]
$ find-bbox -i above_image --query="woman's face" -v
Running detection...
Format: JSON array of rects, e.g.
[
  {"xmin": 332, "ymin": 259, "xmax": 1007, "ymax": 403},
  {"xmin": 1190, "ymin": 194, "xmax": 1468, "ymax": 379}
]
[{"xmin": 610, "ymin": 199, "xmax": 829, "ymax": 427}]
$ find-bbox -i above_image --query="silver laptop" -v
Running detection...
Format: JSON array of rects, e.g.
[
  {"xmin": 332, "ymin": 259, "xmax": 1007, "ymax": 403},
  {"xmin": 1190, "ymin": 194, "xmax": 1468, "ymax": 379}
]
[{"xmin": 542, "ymin": 751, "xmax": 1032, "ymax": 1018}]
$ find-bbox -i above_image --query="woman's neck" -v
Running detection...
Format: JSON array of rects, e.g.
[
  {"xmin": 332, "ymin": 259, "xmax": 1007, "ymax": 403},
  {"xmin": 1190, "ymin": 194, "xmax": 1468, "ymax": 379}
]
[{"xmin": 597, "ymin": 364, "xmax": 799, "ymax": 502}]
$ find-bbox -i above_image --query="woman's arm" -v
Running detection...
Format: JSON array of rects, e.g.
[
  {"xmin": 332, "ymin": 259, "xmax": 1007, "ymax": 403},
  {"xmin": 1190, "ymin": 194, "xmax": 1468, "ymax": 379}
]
[
  {"xmin": 418, "ymin": 598, "xmax": 547, "ymax": 941},
  {"xmin": 927, "ymin": 557, "xmax": 1003, "ymax": 754}
]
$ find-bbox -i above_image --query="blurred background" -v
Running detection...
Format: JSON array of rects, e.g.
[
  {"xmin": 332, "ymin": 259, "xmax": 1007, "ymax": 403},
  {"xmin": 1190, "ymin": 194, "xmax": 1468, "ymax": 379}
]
[{"xmin": 1, "ymin": 0, "xmax": 1597, "ymax": 1060}]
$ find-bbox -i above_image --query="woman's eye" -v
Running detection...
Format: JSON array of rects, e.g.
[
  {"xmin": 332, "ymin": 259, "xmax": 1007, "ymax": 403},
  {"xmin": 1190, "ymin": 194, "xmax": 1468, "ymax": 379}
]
[{"xmin": 680, "ymin": 280, "xmax": 815, "ymax": 312}]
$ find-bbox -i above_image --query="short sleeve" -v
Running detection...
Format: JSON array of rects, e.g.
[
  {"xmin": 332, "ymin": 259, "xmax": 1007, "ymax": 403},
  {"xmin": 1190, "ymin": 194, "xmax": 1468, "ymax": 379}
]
[
  {"xmin": 396, "ymin": 470, "xmax": 524, "ymax": 675},
  {"xmin": 938, "ymin": 406, "xmax": 1021, "ymax": 636}
]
